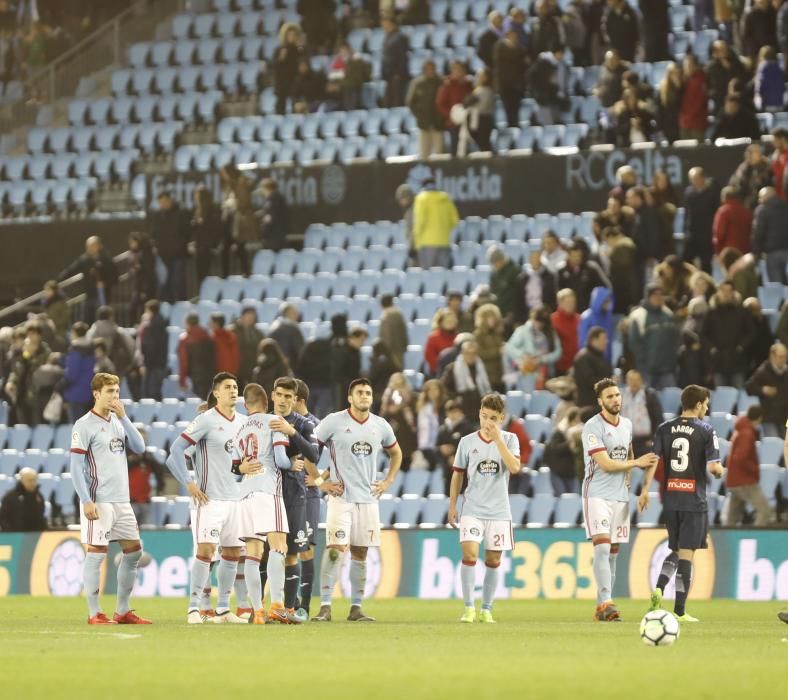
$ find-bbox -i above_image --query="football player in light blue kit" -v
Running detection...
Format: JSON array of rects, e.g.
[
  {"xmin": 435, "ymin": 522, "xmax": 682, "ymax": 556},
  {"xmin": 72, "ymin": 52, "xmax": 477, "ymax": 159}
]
[
  {"xmin": 581, "ymin": 378, "xmax": 657, "ymax": 622},
  {"xmin": 311, "ymin": 378, "xmax": 402, "ymax": 622},
  {"xmin": 231, "ymin": 382, "xmax": 294, "ymax": 625},
  {"xmin": 448, "ymin": 393, "xmax": 521, "ymax": 624},
  {"xmin": 166, "ymin": 372, "xmax": 249, "ymax": 624},
  {"xmin": 70, "ymin": 372, "xmax": 151, "ymax": 625}
]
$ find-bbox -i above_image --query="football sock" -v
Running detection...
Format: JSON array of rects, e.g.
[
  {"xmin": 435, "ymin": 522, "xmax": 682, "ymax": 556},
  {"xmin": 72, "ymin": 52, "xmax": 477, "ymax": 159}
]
[
  {"xmin": 657, "ymin": 551, "xmax": 679, "ymax": 592},
  {"xmin": 593, "ymin": 541, "xmax": 613, "ymax": 604},
  {"xmin": 84, "ymin": 551, "xmax": 106, "ymax": 617},
  {"xmin": 299, "ymin": 557, "xmax": 315, "ymax": 613},
  {"xmin": 244, "ymin": 556, "xmax": 263, "ymax": 611},
  {"xmin": 481, "ymin": 562, "xmax": 500, "ymax": 611},
  {"xmin": 460, "ymin": 560, "xmax": 476, "ymax": 608},
  {"xmin": 234, "ymin": 556, "xmax": 249, "ymax": 608},
  {"xmin": 200, "ymin": 561, "xmax": 215, "ymax": 611},
  {"xmin": 189, "ymin": 555, "xmax": 212, "ymax": 610},
  {"xmin": 349, "ymin": 559, "xmax": 367, "ymax": 607},
  {"xmin": 216, "ymin": 554, "xmax": 240, "ymax": 612},
  {"xmin": 609, "ymin": 546, "xmax": 619, "ymax": 597},
  {"xmin": 284, "ymin": 563, "xmax": 300, "ymax": 609},
  {"xmin": 320, "ymin": 548, "xmax": 342, "ymax": 606},
  {"xmin": 674, "ymin": 559, "xmax": 692, "ymax": 616},
  {"xmin": 116, "ymin": 546, "xmax": 142, "ymax": 615},
  {"xmin": 267, "ymin": 550, "xmax": 286, "ymax": 605}
]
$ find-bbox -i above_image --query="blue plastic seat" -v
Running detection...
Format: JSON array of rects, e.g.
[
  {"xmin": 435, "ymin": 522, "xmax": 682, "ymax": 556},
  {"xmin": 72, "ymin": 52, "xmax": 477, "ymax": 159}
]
[
  {"xmin": 95, "ymin": 125, "xmax": 119, "ymax": 151},
  {"xmin": 174, "ymin": 40, "xmax": 196, "ymax": 66},
  {"xmin": 222, "ymin": 37, "xmax": 243, "ymax": 63},
  {"xmin": 197, "ymin": 38, "xmax": 220, "ymax": 65},
  {"xmin": 391, "ymin": 497, "xmax": 421, "ymax": 527},
  {"xmin": 171, "ymin": 13, "xmax": 193, "ymax": 40},
  {"xmin": 529, "ymin": 390, "xmax": 560, "ymax": 418},
  {"xmin": 401, "ymin": 470, "xmax": 430, "ymax": 497},
  {"xmin": 128, "ymin": 42, "xmax": 150, "ymax": 67},
  {"xmin": 710, "ymin": 386, "xmax": 738, "ymax": 415},
  {"xmin": 758, "ymin": 284, "xmax": 783, "ymax": 311},
  {"xmin": 526, "ymin": 493, "xmax": 555, "ymax": 527},
  {"xmin": 55, "ymin": 473, "xmax": 76, "ymax": 518},
  {"xmin": 553, "ymin": 493, "xmax": 582, "ymax": 526},
  {"xmin": 0, "ymin": 450, "xmax": 19, "ymax": 476},
  {"xmin": 706, "ymin": 413, "xmax": 733, "ymax": 439},
  {"xmin": 510, "ymin": 493, "xmax": 529, "ymax": 525},
  {"xmin": 154, "ymin": 67, "xmax": 178, "ymax": 95},
  {"xmin": 167, "ymin": 498, "xmax": 192, "ymax": 526},
  {"xmin": 420, "ymin": 497, "xmax": 448, "ymax": 526},
  {"xmin": 216, "ymin": 12, "xmax": 239, "ymax": 37},
  {"xmin": 193, "ymin": 13, "xmax": 216, "ymax": 39},
  {"xmin": 637, "ymin": 496, "xmax": 662, "ymax": 527},
  {"xmin": 241, "ymin": 36, "xmax": 264, "ymax": 62},
  {"xmin": 757, "ymin": 437, "xmax": 785, "ymax": 465}
]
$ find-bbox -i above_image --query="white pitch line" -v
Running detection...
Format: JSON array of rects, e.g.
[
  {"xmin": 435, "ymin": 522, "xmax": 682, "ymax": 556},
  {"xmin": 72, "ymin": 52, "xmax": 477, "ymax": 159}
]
[{"xmin": 35, "ymin": 631, "xmax": 142, "ymax": 639}]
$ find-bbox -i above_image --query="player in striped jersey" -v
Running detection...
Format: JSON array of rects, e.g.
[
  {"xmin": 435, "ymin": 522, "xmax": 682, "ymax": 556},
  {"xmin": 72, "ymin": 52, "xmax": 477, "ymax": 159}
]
[
  {"xmin": 232, "ymin": 383, "xmax": 293, "ymax": 624},
  {"xmin": 166, "ymin": 372, "xmax": 248, "ymax": 624},
  {"xmin": 70, "ymin": 372, "xmax": 151, "ymax": 625},
  {"xmin": 581, "ymin": 378, "xmax": 657, "ymax": 622},
  {"xmin": 448, "ymin": 393, "xmax": 521, "ymax": 624}
]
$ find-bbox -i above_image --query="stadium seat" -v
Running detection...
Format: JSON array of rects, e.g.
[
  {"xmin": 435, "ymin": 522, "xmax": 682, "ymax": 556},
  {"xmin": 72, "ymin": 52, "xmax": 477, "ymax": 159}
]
[
  {"xmin": 510, "ymin": 494, "xmax": 529, "ymax": 525},
  {"xmin": 553, "ymin": 493, "xmax": 582, "ymax": 527},
  {"xmin": 166, "ymin": 497, "xmax": 192, "ymax": 527},
  {"xmin": 638, "ymin": 496, "xmax": 662, "ymax": 527},
  {"xmin": 55, "ymin": 473, "xmax": 77, "ymax": 519},
  {"xmin": 659, "ymin": 386, "xmax": 682, "ymax": 415},
  {"xmin": 378, "ymin": 498, "xmax": 397, "ymax": 526},
  {"xmin": 393, "ymin": 497, "xmax": 422, "ymax": 528},
  {"xmin": 401, "ymin": 470, "xmax": 430, "ymax": 497},
  {"xmin": 0, "ymin": 450, "xmax": 19, "ymax": 476},
  {"xmin": 706, "ymin": 413, "xmax": 733, "ymax": 439},
  {"xmin": 8, "ymin": 425, "xmax": 31, "ymax": 451},
  {"xmin": 757, "ymin": 438, "xmax": 784, "ymax": 466},
  {"xmin": 420, "ymin": 497, "xmax": 448, "ymax": 526},
  {"xmin": 526, "ymin": 494, "xmax": 555, "ymax": 527},
  {"xmin": 710, "ymin": 386, "xmax": 738, "ymax": 415}
]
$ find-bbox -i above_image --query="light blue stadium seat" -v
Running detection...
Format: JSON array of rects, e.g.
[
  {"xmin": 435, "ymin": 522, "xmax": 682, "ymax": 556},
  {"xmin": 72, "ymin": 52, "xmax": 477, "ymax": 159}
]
[
  {"xmin": 37, "ymin": 473, "xmax": 58, "ymax": 503},
  {"xmin": 393, "ymin": 497, "xmax": 422, "ymax": 527},
  {"xmin": 154, "ymin": 399, "xmax": 181, "ymax": 425},
  {"xmin": 378, "ymin": 498, "xmax": 397, "ymax": 526},
  {"xmin": 757, "ymin": 438, "xmax": 784, "ymax": 465},
  {"xmin": 55, "ymin": 473, "xmax": 76, "ymax": 519},
  {"xmin": 420, "ymin": 497, "xmax": 448, "ymax": 526},
  {"xmin": 427, "ymin": 469, "xmax": 445, "ymax": 497},
  {"xmin": 510, "ymin": 493, "xmax": 529, "ymax": 525},
  {"xmin": 553, "ymin": 493, "xmax": 582, "ymax": 526},
  {"xmin": 528, "ymin": 390, "xmax": 560, "ymax": 417},
  {"xmin": 706, "ymin": 413, "xmax": 733, "ymax": 439},
  {"xmin": 401, "ymin": 469, "xmax": 430, "ymax": 498},
  {"xmin": 21, "ymin": 449, "xmax": 45, "ymax": 472},
  {"xmin": 659, "ymin": 386, "xmax": 682, "ymax": 415},
  {"xmin": 710, "ymin": 386, "xmax": 738, "ymax": 415},
  {"xmin": 216, "ymin": 12, "xmax": 239, "ymax": 37},
  {"xmin": 193, "ymin": 13, "xmax": 216, "ymax": 39},
  {"xmin": 132, "ymin": 399, "xmax": 158, "ymax": 425},
  {"xmin": 524, "ymin": 415, "xmax": 552, "ymax": 442},
  {"xmin": 128, "ymin": 42, "xmax": 149, "ymax": 67},
  {"xmin": 241, "ymin": 36, "xmax": 263, "ymax": 61},
  {"xmin": 505, "ymin": 390, "xmax": 527, "ymax": 417},
  {"xmin": 532, "ymin": 467, "xmax": 553, "ymax": 496},
  {"xmin": 171, "ymin": 13, "xmax": 192, "ymax": 40},
  {"xmin": 637, "ymin": 496, "xmax": 662, "ymax": 526},
  {"xmin": 0, "ymin": 450, "xmax": 19, "ymax": 476},
  {"xmin": 167, "ymin": 498, "xmax": 192, "ymax": 526},
  {"xmin": 8, "ymin": 425, "xmax": 31, "ymax": 451},
  {"xmin": 31, "ymin": 424, "xmax": 54, "ymax": 450},
  {"xmin": 527, "ymin": 493, "xmax": 555, "ymax": 527},
  {"xmin": 44, "ymin": 449, "xmax": 67, "ymax": 475},
  {"xmin": 27, "ymin": 155, "xmax": 51, "ymax": 180},
  {"xmin": 758, "ymin": 284, "xmax": 783, "ymax": 311}
]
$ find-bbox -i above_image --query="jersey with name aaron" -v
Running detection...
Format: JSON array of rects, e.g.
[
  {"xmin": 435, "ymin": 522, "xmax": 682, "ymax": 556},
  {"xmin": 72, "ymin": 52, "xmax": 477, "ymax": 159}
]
[
  {"xmin": 232, "ymin": 412, "xmax": 289, "ymax": 499},
  {"xmin": 454, "ymin": 430, "xmax": 520, "ymax": 520},
  {"xmin": 654, "ymin": 416, "xmax": 719, "ymax": 512},
  {"xmin": 581, "ymin": 413, "xmax": 633, "ymax": 502},
  {"xmin": 313, "ymin": 409, "xmax": 397, "ymax": 504},
  {"xmin": 181, "ymin": 406, "xmax": 245, "ymax": 501},
  {"xmin": 70, "ymin": 410, "xmax": 132, "ymax": 503}
]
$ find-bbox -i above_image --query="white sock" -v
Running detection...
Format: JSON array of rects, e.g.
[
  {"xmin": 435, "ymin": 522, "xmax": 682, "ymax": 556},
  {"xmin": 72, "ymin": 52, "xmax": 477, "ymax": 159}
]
[
  {"xmin": 461, "ymin": 560, "xmax": 476, "ymax": 608},
  {"xmin": 319, "ymin": 548, "xmax": 342, "ymax": 606},
  {"xmin": 234, "ymin": 556, "xmax": 249, "ymax": 608},
  {"xmin": 216, "ymin": 555, "xmax": 239, "ymax": 612},
  {"xmin": 481, "ymin": 564, "xmax": 499, "ymax": 611},
  {"xmin": 267, "ymin": 550, "xmax": 286, "ymax": 606},
  {"xmin": 244, "ymin": 556, "xmax": 263, "ymax": 611},
  {"xmin": 593, "ymin": 542, "xmax": 612, "ymax": 604},
  {"xmin": 609, "ymin": 551, "xmax": 619, "ymax": 596},
  {"xmin": 189, "ymin": 556, "xmax": 212, "ymax": 611},
  {"xmin": 349, "ymin": 559, "xmax": 367, "ymax": 607},
  {"xmin": 84, "ymin": 551, "xmax": 105, "ymax": 617},
  {"xmin": 116, "ymin": 547, "xmax": 142, "ymax": 615}
]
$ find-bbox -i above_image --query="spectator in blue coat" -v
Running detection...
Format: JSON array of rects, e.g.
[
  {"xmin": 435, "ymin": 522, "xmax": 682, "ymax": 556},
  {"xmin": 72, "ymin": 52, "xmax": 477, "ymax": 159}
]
[
  {"xmin": 579, "ymin": 286, "xmax": 615, "ymax": 362},
  {"xmin": 754, "ymin": 46, "xmax": 785, "ymax": 112},
  {"xmin": 59, "ymin": 322, "xmax": 94, "ymax": 423}
]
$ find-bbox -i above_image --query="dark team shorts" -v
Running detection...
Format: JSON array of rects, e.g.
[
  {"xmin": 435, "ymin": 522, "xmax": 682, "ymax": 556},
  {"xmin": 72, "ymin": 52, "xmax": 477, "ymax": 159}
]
[
  {"xmin": 282, "ymin": 479, "xmax": 309, "ymax": 555},
  {"xmin": 664, "ymin": 509, "xmax": 708, "ymax": 551},
  {"xmin": 306, "ymin": 494, "xmax": 321, "ymax": 547}
]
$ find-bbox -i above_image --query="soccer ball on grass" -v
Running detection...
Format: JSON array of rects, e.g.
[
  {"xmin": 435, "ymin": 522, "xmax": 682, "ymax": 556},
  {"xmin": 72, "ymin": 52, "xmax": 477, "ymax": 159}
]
[{"xmin": 640, "ymin": 610, "xmax": 680, "ymax": 647}]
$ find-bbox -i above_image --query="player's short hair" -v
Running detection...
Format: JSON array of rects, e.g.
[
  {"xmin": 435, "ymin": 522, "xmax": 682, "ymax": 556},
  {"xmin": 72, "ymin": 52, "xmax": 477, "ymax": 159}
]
[
  {"xmin": 594, "ymin": 377, "xmax": 618, "ymax": 398},
  {"xmin": 91, "ymin": 372, "xmax": 119, "ymax": 393},
  {"xmin": 197, "ymin": 401, "xmax": 209, "ymax": 414},
  {"xmin": 479, "ymin": 393, "xmax": 505, "ymax": 415},
  {"xmin": 273, "ymin": 376, "xmax": 298, "ymax": 393},
  {"xmin": 144, "ymin": 299, "xmax": 160, "ymax": 314},
  {"xmin": 294, "ymin": 378, "xmax": 309, "ymax": 403},
  {"xmin": 243, "ymin": 382, "xmax": 268, "ymax": 408},
  {"xmin": 746, "ymin": 404, "xmax": 763, "ymax": 422},
  {"xmin": 348, "ymin": 377, "xmax": 372, "ymax": 394},
  {"xmin": 587, "ymin": 326, "xmax": 607, "ymax": 343},
  {"xmin": 680, "ymin": 384, "xmax": 710, "ymax": 410},
  {"xmin": 213, "ymin": 372, "xmax": 237, "ymax": 389}
]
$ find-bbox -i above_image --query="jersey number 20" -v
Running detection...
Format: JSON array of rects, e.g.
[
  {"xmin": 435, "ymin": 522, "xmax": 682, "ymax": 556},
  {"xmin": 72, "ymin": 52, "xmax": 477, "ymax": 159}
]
[{"xmin": 670, "ymin": 437, "xmax": 690, "ymax": 472}]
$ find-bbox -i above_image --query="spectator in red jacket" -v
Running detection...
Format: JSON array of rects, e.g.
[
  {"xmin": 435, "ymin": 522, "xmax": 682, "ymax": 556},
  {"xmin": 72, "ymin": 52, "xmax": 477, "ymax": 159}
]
[
  {"xmin": 177, "ymin": 313, "xmax": 215, "ymax": 398},
  {"xmin": 210, "ymin": 312, "xmax": 240, "ymax": 376},
  {"xmin": 771, "ymin": 128, "xmax": 788, "ymax": 199},
  {"xmin": 678, "ymin": 53, "xmax": 707, "ymax": 140},
  {"xmin": 436, "ymin": 60, "xmax": 473, "ymax": 156},
  {"xmin": 424, "ymin": 309, "xmax": 458, "ymax": 376},
  {"xmin": 723, "ymin": 405, "xmax": 772, "ymax": 526},
  {"xmin": 550, "ymin": 288, "xmax": 580, "ymax": 375},
  {"xmin": 712, "ymin": 186, "xmax": 753, "ymax": 257}
]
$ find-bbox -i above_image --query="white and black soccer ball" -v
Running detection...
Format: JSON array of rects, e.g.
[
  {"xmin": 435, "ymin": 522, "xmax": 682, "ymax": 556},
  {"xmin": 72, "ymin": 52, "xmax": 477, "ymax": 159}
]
[{"xmin": 640, "ymin": 610, "xmax": 680, "ymax": 647}]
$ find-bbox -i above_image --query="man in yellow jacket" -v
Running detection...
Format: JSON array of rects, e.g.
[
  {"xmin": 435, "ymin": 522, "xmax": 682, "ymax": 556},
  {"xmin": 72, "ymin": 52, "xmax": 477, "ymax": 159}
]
[{"xmin": 413, "ymin": 177, "xmax": 459, "ymax": 268}]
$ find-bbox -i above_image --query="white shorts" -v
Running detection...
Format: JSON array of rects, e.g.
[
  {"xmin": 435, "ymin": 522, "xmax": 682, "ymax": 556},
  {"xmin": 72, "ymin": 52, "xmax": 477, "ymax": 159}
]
[
  {"xmin": 193, "ymin": 500, "xmax": 243, "ymax": 548},
  {"xmin": 326, "ymin": 497, "xmax": 381, "ymax": 547},
  {"xmin": 583, "ymin": 497, "xmax": 630, "ymax": 543},
  {"xmin": 459, "ymin": 515, "xmax": 513, "ymax": 551},
  {"xmin": 80, "ymin": 502, "xmax": 139, "ymax": 546},
  {"xmin": 239, "ymin": 491, "xmax": 289, "ymax": 540}
]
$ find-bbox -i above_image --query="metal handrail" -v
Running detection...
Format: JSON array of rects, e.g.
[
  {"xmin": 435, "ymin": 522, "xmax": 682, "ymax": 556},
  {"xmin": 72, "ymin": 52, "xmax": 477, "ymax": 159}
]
[{"xmin": 0, "ymin": 250, "xmax": 131, "ymax": 323}]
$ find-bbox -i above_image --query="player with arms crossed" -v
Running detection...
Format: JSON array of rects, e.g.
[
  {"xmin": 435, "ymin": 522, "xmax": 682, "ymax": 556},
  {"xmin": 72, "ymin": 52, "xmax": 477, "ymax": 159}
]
[
  {"xmin": 232, "ymin": 383, "xmax": 293, "ymax": 624},
  {"xmin": 448, "ymin": 393, "xmax": 521, "ymax": 623},
  {"xmin": 312, "ymin": 378, "xmax": 402, "ymax": 622},
  {"xmin": 166, "ymin": 372, "xmax": 248, "ymax": 624},
  {"xmin": 640, "ymin": 384, "xmax": 723, "ymax": 623},
  {"xmin": 70, "ymin": 372, "xmax": 151, "ymax": 625},
  {"xmin": 582, "ymin": 378, "xmax": 658, "ymax": 622}
]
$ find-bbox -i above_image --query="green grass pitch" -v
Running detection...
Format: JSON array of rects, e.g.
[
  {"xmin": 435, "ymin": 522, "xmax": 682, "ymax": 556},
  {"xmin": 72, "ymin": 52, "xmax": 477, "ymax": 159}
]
[{"xmin": 0, "ymin": 598, "xmax": 785, "ymax": 699}]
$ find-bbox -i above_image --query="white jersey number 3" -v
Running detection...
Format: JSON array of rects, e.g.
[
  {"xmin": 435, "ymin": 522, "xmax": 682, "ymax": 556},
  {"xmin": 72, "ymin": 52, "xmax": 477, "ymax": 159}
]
[{"xmin": 670, "ymin": 437, "xmax": 690, "ymax": 472}]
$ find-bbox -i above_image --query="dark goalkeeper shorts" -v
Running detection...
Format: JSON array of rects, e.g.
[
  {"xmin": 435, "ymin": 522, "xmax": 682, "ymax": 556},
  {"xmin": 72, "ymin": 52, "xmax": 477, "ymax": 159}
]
[
  {"xmin": 664, "ymin": 509, "xmax": 708, "ymax": 552},
  {"xmin": 282, "ymin": 479, "xmax": 309, "ymax": 555},
  {"xmin": 306, "ymin": 495, "xmax": 321, "ymax": 547}
]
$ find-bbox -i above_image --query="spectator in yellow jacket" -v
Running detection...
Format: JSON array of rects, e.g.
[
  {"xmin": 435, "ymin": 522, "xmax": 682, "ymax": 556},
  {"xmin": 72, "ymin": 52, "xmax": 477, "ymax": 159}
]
[{"xmin": 413, "ymin": 177, "xmax": 459, "ymax": 268}]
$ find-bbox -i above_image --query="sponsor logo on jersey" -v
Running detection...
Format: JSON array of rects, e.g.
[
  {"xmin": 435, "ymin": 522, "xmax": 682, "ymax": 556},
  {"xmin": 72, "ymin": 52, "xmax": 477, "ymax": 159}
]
[
  {"xmin": 588, "ymin": 433, "xmax": 598, "ymax": 446},
  {"xmin": 666, "ymin": 478, "xmax": 696, "ymax": 492},
  {"xmin": 109, "ymin": 437, "xmax": 125, "ymax": 454},
  {"xmin": 185, "ymin": 420, "xmax": 198, "ymax": 435},
  {"xmin": 477, "ymin": 459, "xmax": 500, "ymax": 475},
  {"xmin": 351, "ymin": 441, "xmax": 373, "ymax": 457},
  {"xmin": 224, "ymin": 439, "xmax": 233, "ymax": 453},
  {"xmin": 610, "ymin": 445, "xmax": 628, "ymax": 461}
]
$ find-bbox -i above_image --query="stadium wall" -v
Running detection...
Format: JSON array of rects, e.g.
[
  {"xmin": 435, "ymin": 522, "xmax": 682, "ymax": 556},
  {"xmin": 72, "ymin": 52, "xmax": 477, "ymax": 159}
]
[
  {"xmin": 1, "ymin": 528, "xmax": 786, "ymax": 601},
  {"xmin": 148, "ymin": 143, "xmax": 746, "ymax": 232}
]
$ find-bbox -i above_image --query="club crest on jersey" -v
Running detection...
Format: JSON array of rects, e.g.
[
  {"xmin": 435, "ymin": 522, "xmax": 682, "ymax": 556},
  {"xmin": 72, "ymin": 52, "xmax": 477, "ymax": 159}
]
[
  {"xmin": 109, "ymin": 437, "xmax": 125, "ymax": 454},
  {"xmin": 470, "ymin": 527, "xmax": 481, "ymax": 536},
  {"xmin": 224, "ymin": 439, "xmax": 233, "ymax": 453},
  {"xmin": 334, "ymin": 529, "xmax": 346, "ymax": 539},
  {"xmin": 295, "ymin": 530, "xmax": 308, "ymax": 546},
  {"xmin": 477, "ymin": 459, "xmax": 500, "ymax": 475},
  {"xmin": 351, "ymin": 441, "xmax": 372, "ymax": 457}
]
